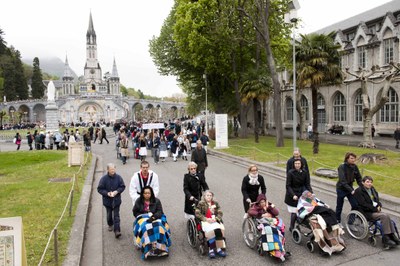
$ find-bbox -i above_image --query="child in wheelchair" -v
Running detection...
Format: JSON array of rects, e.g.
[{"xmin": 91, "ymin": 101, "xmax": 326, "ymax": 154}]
[
  {"xmin": 354, "ymin": 176, "xmax": 400, "ymax": 249},
  {"xmin": 194, "ymin": 190, "xmax": 227, "ymax": 259},
  {"xmin": 247, "ymin": 194, "xmax": 287, "ymax": 261},
  {"xmin": 295, "ymin": 190, "xmax": 346, "ymax": 255}
]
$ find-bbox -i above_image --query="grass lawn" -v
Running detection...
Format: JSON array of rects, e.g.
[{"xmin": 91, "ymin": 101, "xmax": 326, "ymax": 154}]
[
  {"xmin": 0, "ymin": 150, "xmax": 90, "ymax": 265},
  {"xmin": 213, "ymin": 136, "xmax": 400, "ymax": 197}
]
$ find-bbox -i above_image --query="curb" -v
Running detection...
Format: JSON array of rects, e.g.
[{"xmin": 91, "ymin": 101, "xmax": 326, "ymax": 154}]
[
  {"xmin": 208, "ymin": 148, "xmax": 400, "ymax": 218},
  {"xmin": 63, "ymin": 155, "xmax": 98, "ymax": 266}
]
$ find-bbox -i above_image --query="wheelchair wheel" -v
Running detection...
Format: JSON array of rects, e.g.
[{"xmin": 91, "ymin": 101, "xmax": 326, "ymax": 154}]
[
  {"xmin": 198, "ymin": 242, "xmax": 207, "ymax": 255},
  {"xmin": 242, "ymin": 218, "xmax": 258, "ymax": 249},
  {"xmin": 291, "ymin": 228, "xmax": 302, "ymax": 244},
  {"xmin": 187, "ymin": 218, "xmax": 198, "ymax": 248},
  {"xmin": 368, "ymin": 236, "xmax": 377, "ymax": 247},
  {"xmin": 345, "ymin": 210, "xmax": 369, "ymax": 240},
  {"xmin": 306, "ymin": 241, "xmax": 314, "ymax": 253}
]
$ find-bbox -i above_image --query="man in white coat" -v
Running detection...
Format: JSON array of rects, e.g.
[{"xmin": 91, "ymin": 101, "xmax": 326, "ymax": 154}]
[{"xmin": 129, "ymin": 160, "xmax": 160, "ymax": 205}]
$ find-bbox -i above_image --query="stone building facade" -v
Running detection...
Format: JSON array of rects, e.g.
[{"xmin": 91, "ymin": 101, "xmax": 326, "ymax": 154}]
[{"xmin": 276, "ymin": 0, "xmax": 400, "ymax": 136}]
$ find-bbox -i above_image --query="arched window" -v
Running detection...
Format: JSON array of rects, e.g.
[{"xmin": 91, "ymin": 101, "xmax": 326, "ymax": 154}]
[
  {"xmin": 300, "ymin": 95, "xmax": 309, "ymax": 121},
  {"xmin": 286, "ymin": 98, "xmax": 293, "ymax": 121},
  {"xmin": 380, "ymin": 88, "xmax": 399, "ymax": 122},
  {"xmin": 333, "ymin": 92, "xmax": 346, "ymax": 122},
  {"xmin": 354, "ymin": 93, "xmax": 363, "ymax": 122}
]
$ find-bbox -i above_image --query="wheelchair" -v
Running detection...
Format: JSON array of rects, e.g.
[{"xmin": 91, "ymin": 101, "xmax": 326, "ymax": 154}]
[
  {"xmin": 242, "ymin": 216, "xmax": 288, "ymax": 261},
  {"xmin": 291, "ymin": 215, "xmax": 316, "ymax": 253},
  {"xmin": 345, "ymin": 210, "xmax": 400, "ymax": 247},
  {"xmin": 186, "ymin": 216, "xmax": 208, "ymax": 255}
]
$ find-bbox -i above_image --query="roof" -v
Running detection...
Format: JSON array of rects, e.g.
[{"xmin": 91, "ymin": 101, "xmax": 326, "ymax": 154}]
[{"xmin": 315, "ymin": 0, "xmax": 400, "ymax": 34}]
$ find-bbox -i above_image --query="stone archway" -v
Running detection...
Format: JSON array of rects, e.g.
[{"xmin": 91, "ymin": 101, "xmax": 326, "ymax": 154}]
[{"xmin": 78, "ymin": 103, "xmax": 104, "ymax": 123}]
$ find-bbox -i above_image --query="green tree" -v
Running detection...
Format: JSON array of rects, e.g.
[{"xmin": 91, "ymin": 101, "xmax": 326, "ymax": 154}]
[
  {"xmin": 240, "ymin": 68, "xmax": 272, "ymax": 143},
  {"xmin": 296, "ymin": 32, "xmax": 343, "ymax": 154},
  {"xmin": 137, "ymin": 89, "xmax": 145, "ymax": 99},
  {"xmin": 31, "ymin": 57, "xmax": 44, "ymax": 99}
]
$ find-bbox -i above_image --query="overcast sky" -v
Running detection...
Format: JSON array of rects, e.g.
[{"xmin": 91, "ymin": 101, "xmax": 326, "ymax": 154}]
[{"xmin": 0, "ymin": 0, "xmax": 392, "ymax": 97}]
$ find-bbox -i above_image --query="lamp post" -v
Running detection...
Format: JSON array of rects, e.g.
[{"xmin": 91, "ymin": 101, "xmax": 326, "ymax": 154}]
[
  {"xmin": 285, "ymin": 0, "xmax": 300, "ymax": 150},
  {"xmin": 203, "ymin": 73, "xmax": 208, "ymax": 135}
]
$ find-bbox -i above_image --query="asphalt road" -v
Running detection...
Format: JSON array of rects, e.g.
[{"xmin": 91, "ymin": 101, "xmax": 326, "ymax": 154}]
[{"xmin": 80, "ymin": 137, "xmax": 400, "ymax": 266}]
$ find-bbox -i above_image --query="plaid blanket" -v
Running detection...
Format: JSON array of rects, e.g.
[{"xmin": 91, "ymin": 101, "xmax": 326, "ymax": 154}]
[
  {"xmin": 257, "ymin": 218, "xmax": 286, "ymax": 260},
  {"xmin": 133, "ymin": 214, "xmax": 171, "ymax": 259}
]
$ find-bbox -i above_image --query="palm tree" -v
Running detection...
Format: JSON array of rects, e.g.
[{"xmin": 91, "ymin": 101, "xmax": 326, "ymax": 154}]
[
  {"xmin": 296, "ymin": 32, "xmax": 343, "ymax": 154},
  {"xmin": 240, "ymin": 69, "xmax": 272, "ymax": 143}
]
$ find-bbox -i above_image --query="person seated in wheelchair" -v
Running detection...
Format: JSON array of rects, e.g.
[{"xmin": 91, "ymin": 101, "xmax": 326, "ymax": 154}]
[
  {"xmin": 133, "ymin": 186, "xmax": 171, "ymax": 259},
  {"xmin": 194, "ymin": 190, "xmax": 227, "ymax": 259},
  {"xmin": 297, "ymin": 190, "xmax": 346, "ymax": 255},
  {"xmin": 247, "ymin": 194, "xmax": 287, "ymax": 261},
  {"xmin": 354, "ymin": 176, "xmax": 400, "ymax": 248}
]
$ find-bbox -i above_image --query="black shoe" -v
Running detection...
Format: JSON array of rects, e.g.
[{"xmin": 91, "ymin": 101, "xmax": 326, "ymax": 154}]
[
  {"xmin": 383, "ymin": 235, "xmax": 396, "ymax": 248},
  {"xmin": 115, "ymin": 231, "xmax": 121, "ymax": 238},
  {"xmin": 390, "ymin": 234, "xmax": 400, "ymax": 245},
  {"xmin": 108, "ymin": 226, "xmax": 113, "ymax": 231}
]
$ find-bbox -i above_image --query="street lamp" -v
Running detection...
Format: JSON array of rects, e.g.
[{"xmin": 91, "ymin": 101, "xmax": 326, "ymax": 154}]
[
  {"xmin": 203, "ymin": 73, "xmax": 208, "ymax": 135},
  {"xmin": 285, "ymin": 0, "xmax": 300, "ymax": 150}
]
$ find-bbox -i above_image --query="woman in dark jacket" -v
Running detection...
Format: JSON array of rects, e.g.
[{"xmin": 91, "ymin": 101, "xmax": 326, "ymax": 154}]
[
  {"xmin": 241, "ymin": 164, "xmax": 266, "ymax": 213},
  {"xmin": 133, "ymin": 186, "xmax": 171, "ymax": 259},
  {"xmin": 285, "ymin": 158, "xmax": 313, "ymax": 231},
  {"xmin": 183, "ymin": 161, "xmax": 209, "ymax": 218}
]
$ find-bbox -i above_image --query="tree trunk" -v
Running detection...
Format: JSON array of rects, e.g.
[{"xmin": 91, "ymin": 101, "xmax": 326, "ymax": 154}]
[
  {"xmin": 359, "ymin": 114, "xmax": 376, "ymax": 148},
  {"xmin": 262, "ymin": 0, "xmax": 283, "ymax": 147},
  {"xmin": 253, "ymin": 98, "xmax": 259, "ymax": 143},
  {"xmin": 311, "ymin": 87, "xmax": 319, "ymax": 154},
  {"xmin": 261, "ymin": 99, "xmax": 267, "ymax": 135},
  {"xmin": 239, "ymin": 103, "xmax": 249, "ymax": 138}
]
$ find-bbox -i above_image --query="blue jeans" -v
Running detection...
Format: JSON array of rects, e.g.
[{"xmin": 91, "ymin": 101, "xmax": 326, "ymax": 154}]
[
  {"xmin": 106, "ymin": 205, "xmax": 121, "ymax": 232},
  {"xmin": 336, "ymin": 188, "xmax": 358, "ymax": 222}
]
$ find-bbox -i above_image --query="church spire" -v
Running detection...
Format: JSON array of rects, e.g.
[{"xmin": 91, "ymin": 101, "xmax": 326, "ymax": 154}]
[
  {"xmin": 111, "ymin": 57, "xmax": 119, "ymax": 78},
  {"xmin": 86, "ymin": 11, "xmax": 96, "ymax": 45},
  {"xmin": 63, "ymin": 54, "xmax": 73, "ymax": 78}
]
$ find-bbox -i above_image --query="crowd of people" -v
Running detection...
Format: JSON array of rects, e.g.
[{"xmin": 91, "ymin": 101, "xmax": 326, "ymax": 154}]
[{"xmin": 96, "ymin": 135, "xmax": 399, "ymax": 262}]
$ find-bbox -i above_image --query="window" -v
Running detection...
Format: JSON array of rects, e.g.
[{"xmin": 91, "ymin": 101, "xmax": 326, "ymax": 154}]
[
  {"xmin": 380, "ymin": 88, "xmax": 399, "ymax": 122},
  {"xmin": 383, "ymin": 38, "xmax": 394, "ymax": 65},
  {"xmin": 333, "ymin": 93, "xmax": 346, "ymax": 122},
  {"xmin": 300, "ymin": 95, "xmax": 309, "ymax": 121},
  {"xmin": 286, "ymin": 98, "xmax": 293, "ymax": 121},
  {"xmin": 354, "ymin": 93, "xmax": 363, "ymax": 122},
  {"xmin": 358, "ymin": 46, "xmax": 366, "ymax": 69}
]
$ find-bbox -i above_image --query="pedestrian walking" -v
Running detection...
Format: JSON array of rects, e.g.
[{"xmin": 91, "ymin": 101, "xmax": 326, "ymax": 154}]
[
  {"xmin": 371, "ymin": 124, "xmax": 376, "ymax": 138},
  {"xmin": 285, "ymin": 158, "xmax": 313, "ymax": 231},
  {"xmin": 191, "ymin": 140, "xmax": 208, "ymax": 176},
  {"xmin": 14, "ymin": 132, "xmax": 22, "ymax": 150},
  {"xmin": 241, "ymin": 164, "xmax": 267, "ymax": 214},
  {"xmin": 119, "ymin": 133, "xmax": 129, "ymax": 164},
  {"xmin": 286, "ymin": 148, "xmax": 309, "ymax": 174},
  {"xmin": 335, "ymin": 152, "xmax": 362, "ymax": 223},
  {"xmin": 97, "ymin": 163, "xmax": 126, "ymax": 238},
  {"xmin": 307, "ymin": 123, "xmax": 313, "ymax": 140},
  {"xmin": 129, "ymin": 160, "xmax": 160, "ymax": 205},
  {"xmin": 100, "ymin": 127, "xmax": 109, "ymax": 144},
  {"xmin": 394, "ymin": 127, "xmax": 400, "ymax": 149},
  {"xmin": 26, "ymin": 131, "xmax": 33, "ymax": 150}
]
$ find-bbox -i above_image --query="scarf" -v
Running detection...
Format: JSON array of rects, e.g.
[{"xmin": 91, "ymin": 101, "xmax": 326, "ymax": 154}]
[{"xmin": 248, "ymin": 173, "xmax": 260, "ymax": 185}]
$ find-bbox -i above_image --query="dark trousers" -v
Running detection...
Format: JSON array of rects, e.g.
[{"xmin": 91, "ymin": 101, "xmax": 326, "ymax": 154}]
[
  {"xmin": 336, "ymin": 188, "xmax": 358, "ymax": 222},
  {"xmin": 100, "ymin": 136, "xmax": 109, "ymax": 144},
  {"xmin": 28, "ymin": 143, "xmax": 33, "ymax": 150},
  {"xmin": 106, "ymin": 205, "xmax": 121, "ymax": 232},
  {"xmin": 153, "ymin": 148, "xmax": 160, "ymax": 163},
  {"xmin": 396, "ymin": 140, "xmax": 399, "ymax": 149}
]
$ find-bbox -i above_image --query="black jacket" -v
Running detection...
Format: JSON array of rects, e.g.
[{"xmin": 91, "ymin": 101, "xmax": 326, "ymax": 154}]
[
  {"xmin": 183, "ymin": 173, "xmax": 209, "ymax": 214},
  {"xmin": 354, "ymin": 185, "xmax": 382, "ymax": 221},
  {"xmin": 286, "ymin": 156, "xmax": 309, "ymax": 174},
  {"xmin": 241, "ymin": 175, "xmax": 266, "ymax": 203},
  {"xmin": 285, "ymin": 168, "xmax": 313, "ymax": 207},
  {"xmin": 133, "ymin": 197, "xmax": 163, "ymax": 220},
  {"xmin": 336, "ymin": 162, "xmax": 362, "ymax": 193},
  {"xmin": 97, "ymin": 173, "xmax": 126, "ymax": 208},
  {"xmin": 191, "ymin": 148, "xmax": 208, "ymax": 172}
]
